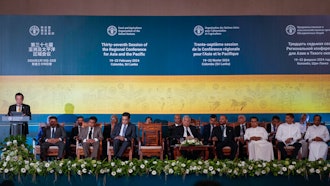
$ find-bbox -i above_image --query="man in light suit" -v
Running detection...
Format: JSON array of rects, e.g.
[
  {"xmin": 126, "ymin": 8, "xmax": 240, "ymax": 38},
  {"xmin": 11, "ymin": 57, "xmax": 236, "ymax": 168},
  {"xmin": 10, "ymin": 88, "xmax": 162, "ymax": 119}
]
[
  {"xmin": 79, "ymin": 116, "xmax": 103, "ymax": 159},
  {"xmin": 7, "ymin": 92, "xmax": 31, "ymax": 136},
  {"xmin": 40, "ymin": 116, "xmax": 66, "ymax": 161},
  {"xmin": 111, "ymin": 112, "xmax": 137, "ymax": 159}
]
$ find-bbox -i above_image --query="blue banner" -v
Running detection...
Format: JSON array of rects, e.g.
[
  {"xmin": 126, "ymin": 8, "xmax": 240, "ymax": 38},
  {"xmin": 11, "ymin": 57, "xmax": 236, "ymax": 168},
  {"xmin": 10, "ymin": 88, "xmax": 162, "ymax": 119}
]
[{"xmin": 1, "ymin": 15, "xmax": 329, "ymax": 75}]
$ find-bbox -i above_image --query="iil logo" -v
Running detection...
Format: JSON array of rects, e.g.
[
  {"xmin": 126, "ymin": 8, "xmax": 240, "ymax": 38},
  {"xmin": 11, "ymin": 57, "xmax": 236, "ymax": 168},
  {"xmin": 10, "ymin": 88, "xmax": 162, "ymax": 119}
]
[
  {"xmin": 29, "ymin": 25, "xmax": 55, "ymax": 36},
  {"xmin": 107, "ymin": 25, "xmax": 117, "ymax": 36},
  {"xmin": 285, "ymin": 25, "xmax": 296, "ymax": 35},
  {"xmin": 194, "ymin": 25, "xmax": 204, "ymax": 36}
]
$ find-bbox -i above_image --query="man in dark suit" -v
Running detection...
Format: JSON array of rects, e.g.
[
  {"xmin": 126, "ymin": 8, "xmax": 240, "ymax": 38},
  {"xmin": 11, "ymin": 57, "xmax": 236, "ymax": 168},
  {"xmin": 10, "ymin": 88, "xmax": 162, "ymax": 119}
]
[
  {"xmin": 266, "ymin": 115, "xmax": 280, "ymax": 145},
  {"xmin": 168, "ymin": 114, "xmax": 182, "ymax": 140},
  {"xmin": 212, "ymin": 115, "xmax": 237, "ymax": 160},
  {"xmin": 79, "ymin": 116, "xmax": 103, "ymax": 159},
  {"xmin": 7, "ymin": 92, "xmax": 31, "ymax": 136},
  {"xmin": 111, "ymin": 112, "xmax": 136, "ymax": 159},
  {"xmin": 40, "ymin": 116, "xmax": 66, "ymax": 161},
  {"xmin": 166, "ymin": 114, "xmax": 182, "ymax": 159},
  {"xmin": 234, "ymin": 115, "xmax": 247, "ymax": 158},
  {"xmin": 102, "ymin": 115, "xmax": 118, "ymax": 159},
  {"xmin": 68, "ymin": 116, "xmax": 84, "ymax": 158},
  {"xmin": 174, "ymin": 115, "xmax": 201, "ymax": 140},
  {"xmin": 70, "ymin": 116, "xmax": 84, "ymax": 144},
  {"xmin": 174, "ymin": 115, "xmax": 201, "ymax": 159},
  {"xmin": 202, "ymin": 114, "xmax": 217, "ymax": 145}
]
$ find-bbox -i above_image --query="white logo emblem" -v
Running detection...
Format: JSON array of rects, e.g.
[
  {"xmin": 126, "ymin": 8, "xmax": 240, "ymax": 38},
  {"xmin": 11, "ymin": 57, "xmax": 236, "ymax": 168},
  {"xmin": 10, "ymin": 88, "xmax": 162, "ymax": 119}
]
[
  {"xmin": 29, "ymin": 25, "xmax": 40, "ymax": 36},
  {"xmin": 194, "ymin": 25, "xmax": 204, "ymax": 36},
  {"xmin": 286, "ymin": 25, "xmax": 296, "ymax": 35},
  {"xmin": 107, "ymin": 25, "xmax": 117, "ymax": 36}
]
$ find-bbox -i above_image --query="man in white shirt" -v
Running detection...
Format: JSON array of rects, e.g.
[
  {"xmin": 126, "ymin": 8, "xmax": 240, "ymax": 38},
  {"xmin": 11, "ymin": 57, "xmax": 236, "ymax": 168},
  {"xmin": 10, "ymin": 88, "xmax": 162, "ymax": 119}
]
[
  {"xmin": 275, "ymin": 113, "xmax": 302, "ymax": 159},
  {"xmin": 304, "ymin": 115, "xmax": 329, "ymax": 161},
  {"xmin": 244, "ymin": 117, "xmax": 274, "ymax": 161}
]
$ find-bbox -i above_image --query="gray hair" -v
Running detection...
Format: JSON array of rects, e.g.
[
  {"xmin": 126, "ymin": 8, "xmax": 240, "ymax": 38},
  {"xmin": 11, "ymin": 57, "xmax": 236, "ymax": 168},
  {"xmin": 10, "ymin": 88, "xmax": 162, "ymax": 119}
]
[
  {"xmin": 182, "ymin": 115, "xmax": 191, "ymax": 122},
  {"xmin": 238, "ymin": 115, "xmax": 246, "ymax": 121}
]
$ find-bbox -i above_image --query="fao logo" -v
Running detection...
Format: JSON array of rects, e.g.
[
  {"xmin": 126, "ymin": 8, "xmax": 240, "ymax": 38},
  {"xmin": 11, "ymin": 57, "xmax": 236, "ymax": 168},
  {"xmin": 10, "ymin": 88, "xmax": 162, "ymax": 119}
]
[
  {"xmin": 29, "ymin": 25, "xmax": 40, "ymax": 36},
  {"xmin": 107, "ymin": 25, "xmax": 117, "ymax": 36},
  {"xmin": 194, "ymin": 25, "xmax": 204, "ymax": 36},
  {"xmin": 285, "ymin": 25, "xmax": 296, "ymax": 35}
]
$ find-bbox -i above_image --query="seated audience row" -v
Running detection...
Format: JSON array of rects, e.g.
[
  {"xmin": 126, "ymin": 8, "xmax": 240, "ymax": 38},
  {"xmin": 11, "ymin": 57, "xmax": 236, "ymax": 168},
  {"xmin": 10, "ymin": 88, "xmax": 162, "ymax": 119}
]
[{"xmin": 38, "ymin": 113, "xmax": 329, "ymax": 162}]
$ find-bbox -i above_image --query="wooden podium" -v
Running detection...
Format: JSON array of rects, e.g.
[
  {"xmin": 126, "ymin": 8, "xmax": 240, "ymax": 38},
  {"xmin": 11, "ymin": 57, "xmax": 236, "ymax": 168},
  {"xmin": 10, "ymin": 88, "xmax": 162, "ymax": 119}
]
[{"xmin": 2, "ymin": 116, "xmax": 30, "ymax": 136}]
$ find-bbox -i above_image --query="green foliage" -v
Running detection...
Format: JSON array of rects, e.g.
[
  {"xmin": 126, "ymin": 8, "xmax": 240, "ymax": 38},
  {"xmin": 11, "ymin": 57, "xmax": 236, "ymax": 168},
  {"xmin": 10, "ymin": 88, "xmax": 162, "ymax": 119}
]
[{"xmin": 0, "ymin": 137, "xmax": 329, "ymax": 182}]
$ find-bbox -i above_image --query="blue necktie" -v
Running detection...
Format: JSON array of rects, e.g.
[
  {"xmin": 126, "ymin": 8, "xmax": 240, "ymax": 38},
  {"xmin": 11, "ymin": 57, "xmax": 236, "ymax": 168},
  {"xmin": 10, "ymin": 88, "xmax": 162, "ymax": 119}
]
[
  {"xmin": 51, "ymin": 128, "xmax": 55, "ymax": 138},
  {"xmin": 122, "ymin": 125, "xmax": 128, "ymax": 136}
]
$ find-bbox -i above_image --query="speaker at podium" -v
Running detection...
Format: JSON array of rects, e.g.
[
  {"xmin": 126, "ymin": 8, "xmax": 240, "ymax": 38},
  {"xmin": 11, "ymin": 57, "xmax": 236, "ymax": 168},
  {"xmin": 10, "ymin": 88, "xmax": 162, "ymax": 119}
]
[{"xmin": 2, "ymin": 112, "xmax": 30, "ymax": 136}]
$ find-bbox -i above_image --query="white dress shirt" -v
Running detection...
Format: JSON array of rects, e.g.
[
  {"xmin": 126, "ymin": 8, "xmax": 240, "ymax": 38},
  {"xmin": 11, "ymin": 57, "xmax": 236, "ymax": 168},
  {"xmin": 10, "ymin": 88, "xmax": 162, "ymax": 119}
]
[
  {"xmin": 45, "ymin": 127, "xmax": 62, "ymax": 142},
  {"xmin": 244, "ymin": 126, "xmax": 268, "ymax": 141},
  {"xmin": 304, "ymin": 125, "xmax": 330, "ymax": 142},
  {"xmin": 83, "ymin": 127, "xmax": 98, "ymax": 142},
  {"xmin": 210, "ymin": 124, "xmax": 214, "ymax": 137},
  {"xmin": 119, "ymin": 124, "xmax": 128, "ymax": 137},
  {"xmin": 275, "ymin": 123, "xmax": 301, "ymax": 145},
  {"xmin": 16, "ymin": 105, "xmax": 22, "ymax": 112},
  {"xmin": 298, "ymin": 122, "xmax": 307, "ymax": 134},
  {"xmin": 222, "ymin": 125, "xmax": 227, "ymax": 138},
  {"xmin": 183, "ymin": 126, "xmax": 194, "ymax": 138},
  {"xmin": 270, "ymin": 123, "xmax": 276, "ymax": 133}
]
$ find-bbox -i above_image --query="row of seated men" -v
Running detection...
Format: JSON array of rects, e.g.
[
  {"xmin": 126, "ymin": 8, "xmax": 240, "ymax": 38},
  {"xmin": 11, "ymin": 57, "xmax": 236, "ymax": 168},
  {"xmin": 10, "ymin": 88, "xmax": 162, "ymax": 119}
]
[
  {"xmin": 38, "ymin": 112, "xmax": 329, "ymax": 162},
  {"xmin": 38, "ymin": 112, "xmax": 136, "ymax": 160}
]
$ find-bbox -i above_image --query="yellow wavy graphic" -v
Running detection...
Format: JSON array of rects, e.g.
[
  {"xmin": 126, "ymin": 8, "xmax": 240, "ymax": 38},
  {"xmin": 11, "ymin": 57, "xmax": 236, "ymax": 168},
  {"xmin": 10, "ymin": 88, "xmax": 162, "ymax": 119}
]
[{"xmin": 0, "ymin": 75, "xmax": 329, "ymax": 114}]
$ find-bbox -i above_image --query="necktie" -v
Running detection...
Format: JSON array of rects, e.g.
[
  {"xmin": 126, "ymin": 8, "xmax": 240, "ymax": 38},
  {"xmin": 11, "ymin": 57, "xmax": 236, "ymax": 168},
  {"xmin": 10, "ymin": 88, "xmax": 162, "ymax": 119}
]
[
  {"xmin": 240, "ymin": 125, "xmax": 244, "ymax": 137},
  {"xmin": 51, "ymin": 128, "xmax": 55, "ymax": 138},
  {"xmin": 17, "ymin": 105, "xmax": 21, "ymax": 112},
  {"xmin": 186, "ymin": 127, "xmax": 191, "ymax": 136},
  {"xmin": 222, "ymin": 126, "xmax": 226, "ymax": 141},
  {"xmin": 210, "ymin": 125, "xmax": 213, "ymax": 137},
  {"xmin": 122, "ymin": 125, "xmax": 127, "ymax": 136},
  {"xmin": 88, "ymin": 127, "xmax": 93, "ymax": 139}
]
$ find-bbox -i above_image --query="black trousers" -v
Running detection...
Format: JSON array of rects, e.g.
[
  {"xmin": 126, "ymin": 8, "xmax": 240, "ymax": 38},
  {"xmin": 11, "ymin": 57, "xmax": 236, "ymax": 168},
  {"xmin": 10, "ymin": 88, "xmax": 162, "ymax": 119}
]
[
  {"xmin": 113, "ymin": 139, "xmax": 131, "ymax": 158},
  {"xmin": 216, "ymin": 141, "xmax": 238, "ymax": 160},
  {"xmin": 277, "ymin": 142, "xmax": 302, "ymax": 159},
  {"xmin": 238, "ymin": 141, "xmax": 247, "ymax": 159}
]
